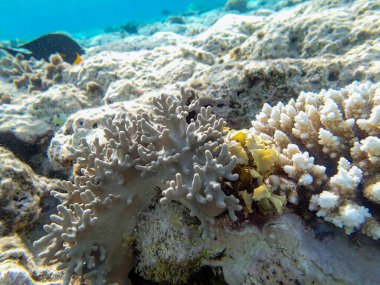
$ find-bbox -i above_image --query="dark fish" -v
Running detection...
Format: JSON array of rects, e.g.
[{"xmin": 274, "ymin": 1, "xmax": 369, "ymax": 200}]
[
  {"xmin": 0, "ymin": 33, "xmax": 85, "ymax": 64},
  {"xmin": 161, "ymin": 9, "xmax": 171, "ymax": 15},
  {"xmin": 120, "ymin": 23, "xmax": 138, "ymax": 34}
]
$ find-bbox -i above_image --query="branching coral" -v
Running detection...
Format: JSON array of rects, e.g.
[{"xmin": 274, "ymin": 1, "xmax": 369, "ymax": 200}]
[
  {"xmin": 250, "ymin": 81, "xmax": 380, "ymax": 239},
  {"xmin": 34, "ymin": 88, "xmax": 241, "ymax": 284}
]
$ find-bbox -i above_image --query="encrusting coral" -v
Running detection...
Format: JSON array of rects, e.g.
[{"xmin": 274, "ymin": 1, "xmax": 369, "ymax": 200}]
[
  {"xmin": 224, "ymin": 129, "xmax": 287, "ymax": 215},
  {"xmin": 34, "ymin": 88, "xmax": 243, "ymax": 284},
  {"xmin": 250, "ymin": 81, "xmax": 380, "ymax": 239}
]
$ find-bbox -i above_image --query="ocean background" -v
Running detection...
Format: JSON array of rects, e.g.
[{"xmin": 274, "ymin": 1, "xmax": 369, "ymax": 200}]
[{"xmin": 0, "ymin": 0, "xmax": 226, "ymax": 40}]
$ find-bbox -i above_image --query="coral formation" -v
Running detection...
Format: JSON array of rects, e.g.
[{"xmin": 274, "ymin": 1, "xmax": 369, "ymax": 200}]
[
  {"xmin": 134, "ymin": 201, "xmax": 212, "ymax": 284},
  {"xmin": 0, "ymin": 146, "xmax": 53, "ymax": 234},
  {"xmin": 34, "ymin": 88, "xmax": 242, "ymax": 284},
  {"xmin": 46, "ymin": 97, "xmax": 151, "ymax": 171},
  {"xmin": 0, "ymin": 234, "xmax": 62, "ymax": 284},
  {"xmin": 239, "ymin": 0, "xmax": 380, "ymax": 60},
  {"xmin": 103, "ymin": 79, "xmax": 142, "ymax": 104},
  {"xmin": 225, "ymin": 129, "xmax": 287, "ymax": 215},
  {"xmin": 204, "ymin": 212, "xmax": 380, "ymax": 285},
  {"xmin": 0, "ymin": 84, "xmax": 89, "ymax": 144},
  {"xmin": 2, "ymin": 0, "xmax": 379, "ymax": 143},
  {"xmin": 0, "ymin": 54, "xmax": 65, "ymax": 93},
  {"xmin": 250, "ymin": 81, "xmax": 380, "ymax": 239}
]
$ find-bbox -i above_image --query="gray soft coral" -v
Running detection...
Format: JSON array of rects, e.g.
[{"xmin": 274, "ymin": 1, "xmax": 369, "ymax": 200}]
[{"xmin": 34, "ymin": 87, "xmax": 241, "ymax": 284}]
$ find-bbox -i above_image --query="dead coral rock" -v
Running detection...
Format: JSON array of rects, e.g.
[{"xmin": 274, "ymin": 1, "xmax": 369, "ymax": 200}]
[
  {"xmin": 136, "ymin": 203, "xmax": 380, "ymax": 285},
  {"xmin": 214, "ymin": 213, "xmax": 380, "ymax": 285},
  {"xmin": 0, "ymin": 234, "xmax": 62, "ymax": 284},
  {"xmin": 135, "ymin": 201, "xmax": 206, "ymax": 284},
  {"xmin": 0, "ymin": 147, "xmax": 55, "ymax": 234},
  {"xmin": 0, "ymin": 84, "xmax": 89, "ymax": 144},
  {"xmin": 65, "ymin": 47, "xmax": 202, "ymax": 95},
  {"xmin": 103, "ymin": 79, "xmax": 143, "ymax": 104}
]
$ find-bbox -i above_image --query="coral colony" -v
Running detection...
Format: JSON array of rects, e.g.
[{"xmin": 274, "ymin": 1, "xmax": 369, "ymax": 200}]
[
  {"xmin": 34, "ymin": 82, "xmax": 380, "ymax": 284},
  {"xmin": 250, "ymin": 81, "xmax": 380, "ymax": 239},
  {"xmin": 35, "ymin": 88, "xmax": 241, "ymax": 284}
]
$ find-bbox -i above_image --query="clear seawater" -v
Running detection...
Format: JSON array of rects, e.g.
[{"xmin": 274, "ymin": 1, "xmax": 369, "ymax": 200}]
[{"xmin": 0, "ymin": 0, "xmax": 226, "ymax": 41}]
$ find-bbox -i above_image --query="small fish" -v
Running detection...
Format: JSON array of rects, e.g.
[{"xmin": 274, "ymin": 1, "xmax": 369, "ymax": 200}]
[
  {"xmin": 120, "ymin": 23, "xmax": 138, "ymax": 34},
  {"xmin": 0, "ymin": 33, "xmax": 85, "ymax": 64},
  {"xmin": 161, "ymin": 9, "xmax": 171, "ymax": 16}
]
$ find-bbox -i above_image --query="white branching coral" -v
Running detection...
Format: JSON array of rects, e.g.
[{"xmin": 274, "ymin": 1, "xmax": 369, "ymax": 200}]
[
  {"xmin": 251, "ymin": 81, "xmax": 380, "ymax": 239},
  {"xmin": 364, "ymin": 181, "xmax": 380, "ymax": 204},
  {"xmin": 34, "ymin": 88, "xmax": 241, "ymax": 284}
]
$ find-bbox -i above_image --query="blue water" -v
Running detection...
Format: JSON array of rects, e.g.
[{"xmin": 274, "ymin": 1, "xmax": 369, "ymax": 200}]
[{"xmin": 0, "ymin": 0, "xmax": 225, "ymax": 41}]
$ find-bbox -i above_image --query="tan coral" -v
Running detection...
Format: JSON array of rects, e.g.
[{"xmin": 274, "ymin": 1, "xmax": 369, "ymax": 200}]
[{"xmin": 0, "ymin": 53, "xmax": 65, "ymax": 93}]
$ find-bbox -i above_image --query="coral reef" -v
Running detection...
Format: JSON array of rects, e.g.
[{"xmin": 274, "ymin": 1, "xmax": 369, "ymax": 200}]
[
  {"xmin": 34, "ymin": 88, "xmax": 241, "ymax": 284},
  {"xmin": 250, "ymin": 81, "xmax": 380, "ymax": 239},
  {"xmin": 2, "ymin": 0, "xmax": 379, "ymax": 144},
  {"xmin": 40, "ymin": 82, "xmax": 380, "ymax": 285},
  {"xmin": 1, "ymin": 0, "xmax": 380, "ymax": 284},
  {"xmin": 239, "ymin": 0, "xmax": 380, "ymax": 60}
]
